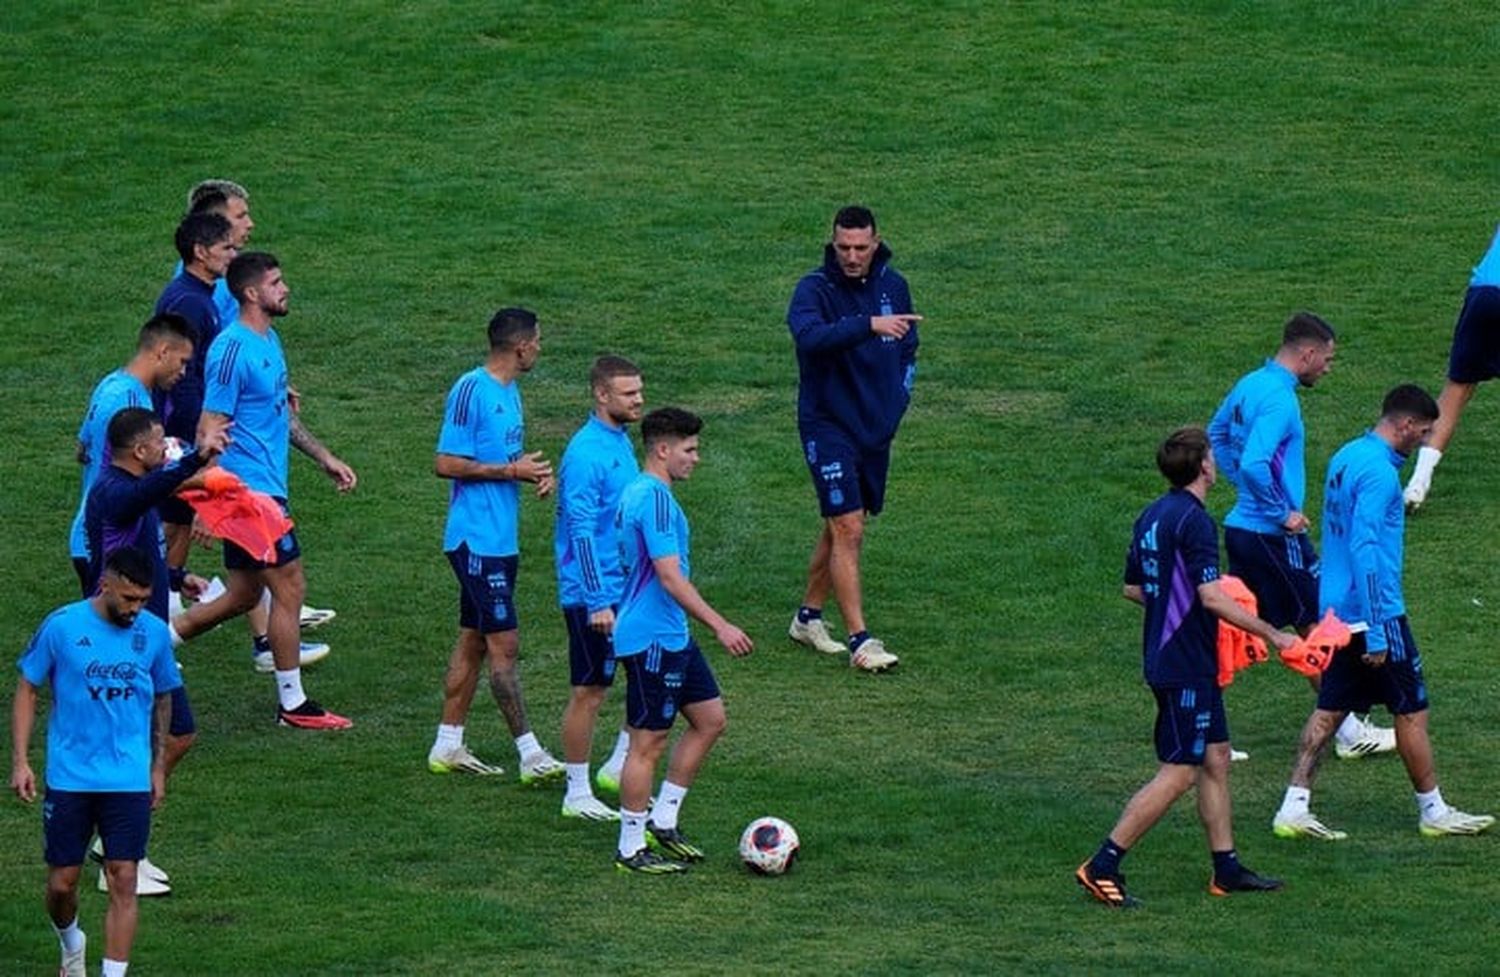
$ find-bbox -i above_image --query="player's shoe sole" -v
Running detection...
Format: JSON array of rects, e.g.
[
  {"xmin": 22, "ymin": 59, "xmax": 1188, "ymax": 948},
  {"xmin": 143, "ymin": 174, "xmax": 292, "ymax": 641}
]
[
  {"xmin": 646, "ymin": 821, "xmax": 705, "ymax": 861},
  {"xmin": 615, "ymin": 847, "xmax": 689, "ymax": 874},
  {"xmin": 1208, "ymin": 868, "xmax": 1284, "ymax": 896},
  {"xmin": 1074, "ymin": 862, "xmax": 1139, "ymax": 908},
  {"xmin": 277, "ymin": 700, "xmax": 353, "ymax": 730},
  {"xmin": 788, "ymin": 615, "xmax": 846, "ymax": 655}
]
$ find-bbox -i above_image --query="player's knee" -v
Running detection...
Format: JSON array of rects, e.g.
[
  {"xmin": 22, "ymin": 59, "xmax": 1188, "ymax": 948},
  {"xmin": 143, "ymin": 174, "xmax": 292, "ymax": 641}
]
[
  {"xmin": 571, "ymin": 685, "xmax": 608, "ymax": 712},
  {"xmin": 828, "ymin": 513, "xmax": 865, "ymax": 546},
  {"xmin": 103, "ymin": 861, "xmax": 137, "ymax": 896},
  {"xmin": 46, "ymin": 872, "xmax": 75, "ymax": 901}
]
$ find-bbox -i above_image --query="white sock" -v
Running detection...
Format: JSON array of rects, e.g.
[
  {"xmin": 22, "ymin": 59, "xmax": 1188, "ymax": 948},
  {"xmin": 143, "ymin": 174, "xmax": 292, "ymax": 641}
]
[
  {"xmin": 514, "ymin": 732, "xmax": 542, "ymax": 761},
  {"xmin": 103, "ymin": 960, "xmax": 128, "ymax": 977},
  {"xmin": 1279, "ymin": 786, "xmax": 1311, "ymax": 819},
  {"xmin": 274, "ymin": 668, "xmax": 306, "ymax": 711},
  {"xmin": 618, "ymin": 808, "xmax": 647, "ymax": 857},
  {"xmin": 168, "ymin": 623, "xmax": 184, "ymax": 649},
  {"xmin": 565, "ymin": 763, "xmax": 592, "ymax": 802},
  {"xmin": 53, "ymin": 917, "xmax": 84, "ymax": 953},
  {"xmin": 650, "ymin": 780, "xmax": 689, "ymax": 830},
  {"xmin": 432, "ymin": 724, "xmax": 463, "ymax": 755},
  {"xmin": 1335, "ymin": 713, "xmax": 1365, "ymax": 746},
  {"xmin": 602, "ymin": 730, "xmax": 630, "ymax": 773},
  {"xmin": 1410, "ymin": 445, "xmax": 1443, "ymax": 485},
  {"xmin": 1416, "ymin": 786, "xmax": 1450, "ymax": 821}
]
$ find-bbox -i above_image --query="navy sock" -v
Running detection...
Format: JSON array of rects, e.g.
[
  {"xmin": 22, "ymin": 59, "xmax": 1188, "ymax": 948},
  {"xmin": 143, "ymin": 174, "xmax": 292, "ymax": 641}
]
[
  {"xmin": 848, "ymin": 631, "xmax": 870, "ymax": 652},
  {"xmin": 252, "ymin": 634, "xmax": 271, "ymax": 654},
  {"xmin": 1091, "ymin": 838, "xmax": 1126, "ymax": 876},
  {"xmin": 797, "ymin": 606, "xmax": 822, "ymax": 624},
  {"xmin": 1211, "ymin": 849, "xmax": 1241, "ymax": 879}
]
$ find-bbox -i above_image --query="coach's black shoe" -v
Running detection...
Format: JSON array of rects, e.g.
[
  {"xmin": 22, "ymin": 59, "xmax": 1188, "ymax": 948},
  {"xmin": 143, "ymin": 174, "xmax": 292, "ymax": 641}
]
[
  {"xmin": 1075, "ymin": 861, "xmax": 1140, "ymax": 908},
  {"xmin": 615, "ymin": 847, "xmax": 689, "ymax": 874},
  {"xmin": 1209, "ymin": 867, "xmax": 1284, "ymax": 897},
  {"xmin": 646, "ymin": 821, "xmax": 705, "ymax": 862}
]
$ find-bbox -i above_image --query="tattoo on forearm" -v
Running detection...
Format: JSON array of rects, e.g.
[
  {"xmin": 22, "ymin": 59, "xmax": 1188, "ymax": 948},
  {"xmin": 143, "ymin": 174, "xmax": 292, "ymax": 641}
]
[{"xmin": 289, "ymin": 416, "xmax": 327, "ymax": 460}]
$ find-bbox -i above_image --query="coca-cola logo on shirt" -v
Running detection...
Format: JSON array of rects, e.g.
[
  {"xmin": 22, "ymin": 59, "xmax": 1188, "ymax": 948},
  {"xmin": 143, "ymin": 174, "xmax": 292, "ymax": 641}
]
[{"xmin": 84, "ymin": 661, "xmax": 139, "ymax": 681}]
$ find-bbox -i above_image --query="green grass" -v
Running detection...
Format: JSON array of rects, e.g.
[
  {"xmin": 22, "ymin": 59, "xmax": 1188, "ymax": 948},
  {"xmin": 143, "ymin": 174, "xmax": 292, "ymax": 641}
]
[{"xmin": 3, "ymin": 2, "xmax": 1499, "ymax": 973}]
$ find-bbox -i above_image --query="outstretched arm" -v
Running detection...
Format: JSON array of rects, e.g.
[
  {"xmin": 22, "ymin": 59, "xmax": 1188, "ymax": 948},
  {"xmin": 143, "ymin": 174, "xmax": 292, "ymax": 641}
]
[{"xmin": 652, "ymin": 555, "xmax": 753, "ymax": 656}]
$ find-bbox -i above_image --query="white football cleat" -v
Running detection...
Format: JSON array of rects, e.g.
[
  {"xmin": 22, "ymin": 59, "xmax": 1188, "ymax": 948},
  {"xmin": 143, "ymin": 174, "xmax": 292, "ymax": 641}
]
[
  {"xmin": 850, "ymin": 638, "xmax": 898, "ymax": 672},
  {"xmin": 299, "ymin": 603, "xmax": 337, "ymax": 629},
  {"xmin": 1272, "ymin": 810, "xmax": 1348, "ymax": 841},
  {"xmin": 139, "ymin": 856, "xmax": 170, "ymax": 885},
  {"xmin": 97, "ymin": 867, "xmax": 171, "ymax": 896},
  {"xmin": 561, "ymin": 795, "xmax": 620, "ymax": 821},
  {"xmin": 789, "ymin": 614, "xmax": 846, "ymax": 655},
  {"xmin": 1419, "ymin": 809, "xmax": 1495, "ymax": 837},
  {"xmin": 428, "ymin": 744, "xmax": 505, "ymax": 776},
  {"xmin": 59, "ymin": 932, "xmax": 86, "ymax": 977},
  {"xmin": 253, "ymin": 641, "xmax": 331, "ymax": 673},
  {"xmin": 1335, "ymin": 717, "xmax": 1396, "ymax": 759},
  {"xmin": 1230, "ymin": 748, "xmax": 1250, "ymax": 762},
  {"xmin": 519, "ymin": 750, "xmax": 566, "ymax": 785}
]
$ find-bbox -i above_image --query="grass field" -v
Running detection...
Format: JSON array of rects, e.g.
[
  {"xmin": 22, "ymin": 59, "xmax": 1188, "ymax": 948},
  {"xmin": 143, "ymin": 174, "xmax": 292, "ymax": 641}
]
[{"xmin": 2, "ymin": 2, "xmax": 1498, "ymax": 974}]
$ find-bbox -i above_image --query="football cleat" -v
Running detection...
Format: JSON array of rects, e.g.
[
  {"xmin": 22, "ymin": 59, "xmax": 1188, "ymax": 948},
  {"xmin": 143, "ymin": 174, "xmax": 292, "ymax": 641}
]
[
  {"xmin": 615, "ymin": 847, "xmax": 689, "ymax": 874},
  {"xmin": 97, "ymin": 867, "xmax": 171, "ymax": 897},
  {"xmin": 562, "ymin": 796, "xmax": 620, "ymax": 822},
  {"xmin": 789, "ymin": 614, "xmax": 846, "ymax": 655},
  {"xmin": 428, "ymin": 745, "xmax": 505, "ymax": 776},
  {"xmin": 1230, "ymin": 748, "xmax": 1250, "ymax": 762},
  {"xmin": 299, "ymin": 603, "xmax": 337, "ymax": 629},
  {"xmin": 594, "ymin": 766, "xmax": 622, "ymax": 794},
  {"xmin": 519, "ymin": 750, "xmax": 566, "ymax": 785},
  {"xmin": 646, "ymin": 821, "xmax": 705, "ymax": 861},
  {"xmin": 89, "ymin": 840, "xmax": 171, "ymax": 885},
  {"xmin": 850, "ymin": 637, "xmax": 898, "ymax": 672},
  {"xmin": 1419, "ymin": 809, "xmax": 1496, "ymax": 837},
  {"xmin": 1209, "ymin": 867, "xmax": 1284, "ymax": 896},
  {"xmin": 277, "ymin": 699, "xmax": 353, "ymax": 730},
  {"xmin": 59, "ymin": 932, "xmax": 86, "ymax": 977},
  {"xmin": 1272, "ymin": 810, "xmax": 1348, "ymax": 841},
  {"xmin": 1335, "ymin": 717, "xmax": 1396, "ymax": 759},
  {"xmin": 253, "ymin": 641, "xmax": 331, "ymax": 674},
  {"xmin": 1075, "ymin": 861, "xmax": 1140, "ymax": 909}
]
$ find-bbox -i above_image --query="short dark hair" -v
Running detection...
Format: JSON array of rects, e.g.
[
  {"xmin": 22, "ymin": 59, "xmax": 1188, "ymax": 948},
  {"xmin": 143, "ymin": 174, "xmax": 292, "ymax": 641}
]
[
  {"xmin": 137, "ymin": 312, "xmax": 194, "ymax": 351},
  {"xmin": 103, "ymin": 546, "xmax": 154, "ymax": 588},
  {"xmin": 641, "ymin": 407, "xmax": 702, "ymax": 449},
  {"xmin": 227, "ymin": 251, "xmax": 280, "ymax": 301},
  {"xmin": 187, "ymin": 179, "xmax": 248, "ymax": 212},
  {"xmin": 833, "ymin": 205, "xmax": 876, "ymax": 233},
  {"xmin": 1282, "ymin": 311, "xmax": 1336, "ymax": 348},
  {"xmin": 1381, "ymin": 384, "xmax": 1440, "ymax": 423},
  {"xmin": 1157, "ymin": 426, "xmax": 1210, "ymax": 488},
  {"xmin": 106, "ymin": 407, "xmax": 161, "ymax": 453},
  {"xmin": 175, "ymin": 212, "xmax": 232, "ymax": 265},
  {"xmin": 590, "ymin": 355, "xmax": 641, "ymax": 391},
  {"xmin": 488, "ymin": 307, "xmax": 539, "ymax": 350}
]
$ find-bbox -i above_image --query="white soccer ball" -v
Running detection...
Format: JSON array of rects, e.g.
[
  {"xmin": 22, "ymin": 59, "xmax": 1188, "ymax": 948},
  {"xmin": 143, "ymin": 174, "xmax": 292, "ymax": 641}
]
[{"xmin": 739, "ymin": 816, "xmax": 800, "ymax": 875}]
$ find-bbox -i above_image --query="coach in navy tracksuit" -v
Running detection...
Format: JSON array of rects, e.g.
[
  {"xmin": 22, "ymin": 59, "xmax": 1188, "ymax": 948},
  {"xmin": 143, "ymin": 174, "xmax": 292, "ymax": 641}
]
[{"xmin": 785, "ymin": 205, "xmax": 919, "ymax": 673}]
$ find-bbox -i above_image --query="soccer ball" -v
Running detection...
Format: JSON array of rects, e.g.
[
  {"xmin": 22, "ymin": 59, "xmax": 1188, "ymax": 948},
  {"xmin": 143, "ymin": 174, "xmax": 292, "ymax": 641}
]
[{"xmin": 738, "ymin": 816, "xmax": 800, "ymax": 875}]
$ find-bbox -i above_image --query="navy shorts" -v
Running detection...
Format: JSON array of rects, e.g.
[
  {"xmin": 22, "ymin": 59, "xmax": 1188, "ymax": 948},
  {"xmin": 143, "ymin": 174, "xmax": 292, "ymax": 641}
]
[
  {"xmin": 564, "ymin": 604, "xmax": 617, "ymax": 687},
  {"xmin": 168, "ymin": 684, "xmax": 196, "ymax": 737},
  {"xmin": 622, "ymin": 640, "xmax": 721, "ymax": 731},
  {"xmin": 446, "ymin": 544, "xmax": 519, "ymax": 633},
  {"xmin": 43, "ymin": 788, "xmax": 152, "ymax": 867},
  {"xmin": 1224, "ymin": 527, "xmax": 1319, "ymax": 631},
  {"xmin": 158, "ymin": 495, "xmax": 196, "ymax": 528},
  {"xmin": 1151, "ymin": 684, "xmax": 1229, "ymax": 766},
  {"xmin": 1448, "ymin": 285, "xmax": 1500, "ymax": 384},
  {"xmin": 224, "ymin": 498, "xmax": 301, "ymax": 570},
  {"xmin": 1317, "ymin": 618, "xmax": 1429, "ymax": 715},
  {"xmin": 801, "ymin": 423, "xmax": 891, "ymax": 518}
]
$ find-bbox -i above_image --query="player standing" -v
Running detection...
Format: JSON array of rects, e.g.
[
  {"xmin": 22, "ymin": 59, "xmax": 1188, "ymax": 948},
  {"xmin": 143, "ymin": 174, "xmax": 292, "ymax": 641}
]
[
  {"xmin": 786, "ymin": 205, "xmax": 919, "ymax": 672},
  {"xmin": 1404, "ymin": 224, "xmax": 1500, "ymax": 508},
  {"xmin": 1271, "ymin": 386, "xmax": 1494, "ymax": 840},
  {"xmin": 427, "ymin": 307, "xmax": 564, "ymax": 782},
  {"xmin": 1076, "ymin": 428, "xmax": 1291, "ymax": 908},
  {"xmin": 612, "ymin": 408, "xmax": 754, "ymax": 873},
  {"xmin": 191, "ymin": 252, "xmax": 356, "ymax": 729},
  {"xmin": 11, "ymin": 548, "xmax": 183, "ymax": 977},
  {"xmin": 554, "ymin": 356, "xmax": 644, "ymax": 820},
  {"xmin": 1207, "ymin": 312, "xmax": 1394, "ymax": 758}
]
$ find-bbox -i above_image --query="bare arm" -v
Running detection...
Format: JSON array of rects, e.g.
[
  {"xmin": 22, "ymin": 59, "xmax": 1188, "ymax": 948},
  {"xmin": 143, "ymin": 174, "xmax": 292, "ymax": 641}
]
[
  {"xmin": 291, "ymin": 415, "xmax": 357, "ymax": 492},
  {"xmin": 653, "ymin": 555, "xmax": 753, "ymax": 656},
  {"xmin": 435, "ymin": 451, "xmax": 552, "ymax": 486},
  {"xmin": 1122, "ymin": 584, "xmax": 1145, "ymax": 606},
  {"xmin": 10, "ymin": 678, "xmax": 39, "ymax": 802},
  {"xmin": 150, "ymin": 692, "xmax": 170, "ymax": 809}
]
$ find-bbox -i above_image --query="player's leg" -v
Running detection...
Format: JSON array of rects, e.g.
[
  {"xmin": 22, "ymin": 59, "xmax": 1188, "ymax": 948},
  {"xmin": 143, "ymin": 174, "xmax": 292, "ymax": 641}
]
[
  {"xmin": 46, "ymin": 864, "xmax": 86, "ymax": 976},
  {"xmin": 789, "ymin": 524, "xmax": 848, "ymax": 654},
  {"xmin": 170, "ymin": 568, "xmax": 262, "ymax": 642},
  {"xmin": 645, "ymin": 643, "xmax": 724, "ymax": 859},
  {"xmin": 258, "ymin": 551, "xmax": 350, "ymax": 729},
  {"xmin": 429, "ymin": 546, "xmax": 496, "ymax": 771},
  {"xmin": 43, "ymin": 790, "xmax": 89, "ymax": 976},
  {"xmin": 247, "ymin": 587, "xmax": 329, "ymax": 674},
  {"xmin": 484, "ymin": 627, "xmax": 563, "ymax": 783},
  {"xmin": 826, "ymin": 510, "xmax": 867, "ymax": 637},
  {"xmin": 615, "ymin": 653, "xmax": 688, "ymax": 872},
  {"xmin": 1195, "ymin": 703, "xmax": 1281, "ymax": 896},
  {"xmin": 790, "ymin": 428, "xmax": 860, "ymax": 655},
  {"xmin": 559, "ymin": 604, "xmax": 618, "ymax": 816},
  {"xmin": 1407, "ymin": 285, "xmax": 1500, "ymax": 507},
  {"xmin": 98, "ymin": 790, "xmax": 151, "ymax": 971}
]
